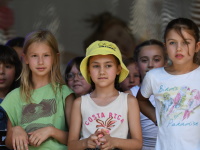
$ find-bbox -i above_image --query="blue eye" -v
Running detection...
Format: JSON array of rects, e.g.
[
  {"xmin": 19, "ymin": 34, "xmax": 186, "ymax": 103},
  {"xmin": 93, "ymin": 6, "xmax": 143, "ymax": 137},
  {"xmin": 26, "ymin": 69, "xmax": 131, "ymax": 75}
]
[{"xmin": 169, "ymin": 41, "xmax": 175, "ymax": 45}]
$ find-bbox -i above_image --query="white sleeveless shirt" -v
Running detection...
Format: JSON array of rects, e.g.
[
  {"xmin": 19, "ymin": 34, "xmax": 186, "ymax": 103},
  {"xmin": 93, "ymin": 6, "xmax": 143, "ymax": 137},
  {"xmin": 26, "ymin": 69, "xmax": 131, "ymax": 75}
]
[{"xmin": 80, "ymin": 92, "xmax": 129, "ymax": 140}]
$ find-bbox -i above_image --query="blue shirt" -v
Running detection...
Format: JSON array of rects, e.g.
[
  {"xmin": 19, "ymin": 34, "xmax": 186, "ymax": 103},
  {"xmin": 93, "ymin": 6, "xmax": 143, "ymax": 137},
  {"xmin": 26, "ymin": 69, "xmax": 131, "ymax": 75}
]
[{"xmin": 0, "ymin": 98, "xmax": 7, "ymax": 130}]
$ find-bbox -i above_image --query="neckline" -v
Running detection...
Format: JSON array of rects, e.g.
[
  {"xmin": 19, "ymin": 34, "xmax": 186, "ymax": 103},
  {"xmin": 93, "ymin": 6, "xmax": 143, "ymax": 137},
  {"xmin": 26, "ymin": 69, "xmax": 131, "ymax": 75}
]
[
  {"xmin": 163, "ymin": 66, "xmax": 200, "ymax": 76},
  {"xmin": 88, "ymin": 92, "xmax": 121, "ymax": 107}
]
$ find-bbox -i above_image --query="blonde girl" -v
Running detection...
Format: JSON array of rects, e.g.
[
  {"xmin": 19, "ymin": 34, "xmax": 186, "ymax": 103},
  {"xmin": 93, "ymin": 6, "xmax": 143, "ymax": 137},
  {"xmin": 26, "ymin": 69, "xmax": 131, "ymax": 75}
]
[{"xmin": 1, "ymin": 30, "xmax": 75, "ymax": 150}]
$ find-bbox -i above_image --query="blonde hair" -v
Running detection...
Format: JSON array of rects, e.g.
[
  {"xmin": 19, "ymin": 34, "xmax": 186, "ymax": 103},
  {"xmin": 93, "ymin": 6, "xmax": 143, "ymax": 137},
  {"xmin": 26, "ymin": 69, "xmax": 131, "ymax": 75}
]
[{"xmin": 20, "ymin": 30, "xmax": 65, "ymax": 103}]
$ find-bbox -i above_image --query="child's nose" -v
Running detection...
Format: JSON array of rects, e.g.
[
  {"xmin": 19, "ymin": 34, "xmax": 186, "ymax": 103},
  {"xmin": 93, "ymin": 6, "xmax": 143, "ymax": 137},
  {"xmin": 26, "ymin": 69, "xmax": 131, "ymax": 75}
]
[
  {"xmin": 38, "ymin": 56, "xmax": 44, "ymax": 64},
  {"xmin": 100, "ymin": 67, "xmax": 105, "ymax": 74},
  {"xmin": 148, "ymin": 60, "xmax": 154, "ymax": 68},
  {"xmin": 0, "ymin": 64, "xmax": 5, "ymax": 74}
]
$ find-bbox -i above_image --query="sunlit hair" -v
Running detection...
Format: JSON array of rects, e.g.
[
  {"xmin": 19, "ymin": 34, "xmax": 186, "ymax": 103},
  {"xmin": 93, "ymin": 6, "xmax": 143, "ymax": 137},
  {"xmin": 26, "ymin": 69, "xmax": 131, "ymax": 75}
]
[
  {"xmin": 163, "ymin": 18, "xmax": 200, "ymax": 64},
  {"xmin": 20, "ymin": 30, "xmax": 65, "ymax": 103},
  {"xmin": 0, "ymin": 45, "xmax": 22, "ymax": 91}
]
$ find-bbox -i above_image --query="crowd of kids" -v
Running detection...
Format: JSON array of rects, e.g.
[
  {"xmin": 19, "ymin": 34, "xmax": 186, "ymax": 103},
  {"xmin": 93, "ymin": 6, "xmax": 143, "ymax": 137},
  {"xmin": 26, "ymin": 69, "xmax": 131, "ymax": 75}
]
[{"xmin": 0, "ymin": 17, "xmax": 200, "ymax": 150}]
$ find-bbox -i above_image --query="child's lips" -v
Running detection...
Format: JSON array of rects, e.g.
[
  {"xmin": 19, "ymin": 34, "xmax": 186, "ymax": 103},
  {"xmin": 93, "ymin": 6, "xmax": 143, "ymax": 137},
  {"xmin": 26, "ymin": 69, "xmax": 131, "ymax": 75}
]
[
  {"xmin": 0, "ymin": 79, "xmax": 5, "ymax": 83},
  {"xmin": 37, "ymin": 67, "xmax": 45, "ymax": 71},
  {"xmin": 175, "ymin": 54, "xmax": 184, "ymax": 59},
  {"xmin": 98, "ymin": 77, "xmax": 107, "ymax": 80}
]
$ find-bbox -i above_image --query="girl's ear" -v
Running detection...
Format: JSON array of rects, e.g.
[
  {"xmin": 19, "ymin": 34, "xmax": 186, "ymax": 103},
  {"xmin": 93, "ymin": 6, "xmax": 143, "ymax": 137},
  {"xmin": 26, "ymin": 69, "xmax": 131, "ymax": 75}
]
[
  {"xmin": 195, "ymin": 42, "xmax": 200, "ymax": 53},
  {"xmin": 117, "ymin": 65, "xmax": 122, "ymax": 75},
  {"xmin": 22, "ymin": 53, "xmax": 29, "ymax": 64}
]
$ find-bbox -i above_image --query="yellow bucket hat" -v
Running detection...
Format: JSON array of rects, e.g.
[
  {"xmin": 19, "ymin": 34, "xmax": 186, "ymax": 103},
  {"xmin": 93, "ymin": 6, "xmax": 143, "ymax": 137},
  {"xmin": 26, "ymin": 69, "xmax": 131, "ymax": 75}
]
[{"xmin": 80, "ymin": 40, "xmax": 129, "ymax": 83}]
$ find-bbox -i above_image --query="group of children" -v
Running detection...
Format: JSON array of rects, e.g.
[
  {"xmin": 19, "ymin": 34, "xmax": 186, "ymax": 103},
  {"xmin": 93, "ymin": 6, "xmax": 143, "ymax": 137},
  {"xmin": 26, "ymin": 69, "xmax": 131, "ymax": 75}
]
[{"xmin": 0, "ymin": 17, "xmax": 200, "ymax": 150}]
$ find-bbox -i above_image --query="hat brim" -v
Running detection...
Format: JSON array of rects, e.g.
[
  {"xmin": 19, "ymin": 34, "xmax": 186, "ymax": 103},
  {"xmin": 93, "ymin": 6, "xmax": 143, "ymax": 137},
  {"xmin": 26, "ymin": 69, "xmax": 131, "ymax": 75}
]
[{"xmin": 80, "ymin": 47, "xmax": 129, "ymax": 84}]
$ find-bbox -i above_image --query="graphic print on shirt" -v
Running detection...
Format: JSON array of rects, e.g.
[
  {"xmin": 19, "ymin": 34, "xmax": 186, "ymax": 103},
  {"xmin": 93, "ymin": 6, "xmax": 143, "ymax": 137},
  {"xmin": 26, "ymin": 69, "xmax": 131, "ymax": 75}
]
[
  {"xmin": 158, "ymin": 85, "xmax": 200, "ymax": 126},
  {"xmin": 84, "ymin": 111, "xmax": 125, "ymax": 134},
  {"xmin": 21, "ymin": 99, "xmax": 56, "ymax": 131},
  {"xmin": 96, "ymin": 117, "xmax": 116, "ymax": 134}
]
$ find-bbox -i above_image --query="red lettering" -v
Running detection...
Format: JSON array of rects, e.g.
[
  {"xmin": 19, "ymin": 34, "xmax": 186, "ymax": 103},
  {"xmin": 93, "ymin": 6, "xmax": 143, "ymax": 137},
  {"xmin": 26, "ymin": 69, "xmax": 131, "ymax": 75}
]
[
  {"xmin": 101, "ymin": 112, "xmax": 105, "ymax": 118},
  {"xmin": 85, "ymin": 121, "xmax": 89, "ymax": 125},
  {"xmin": 109, "ymin": 112, "xmax": 113, "ymax": 118},
  {"xmin": 88, "ymin": 117, "xmax": 93, "ymax": 122},
  {"xmin": 117, "ymin": 115, "xmax": 121, "ymax": 120},
  {"xmin": 92, "ymin": 115, "xmax": 97, "ymax": 120}
]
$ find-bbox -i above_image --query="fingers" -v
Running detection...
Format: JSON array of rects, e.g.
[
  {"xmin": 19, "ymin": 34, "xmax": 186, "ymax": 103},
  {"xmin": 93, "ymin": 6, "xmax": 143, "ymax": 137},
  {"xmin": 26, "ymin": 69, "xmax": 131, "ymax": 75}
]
[
  {"xmin": 29, "ymin": 135, "xmax": 42, "ymax": 147},
  {"xmin": 13, "ymin": 138, "xmax": 29, "ymax": 150},
  {"xmin": 101, "ymin": 128, "xmax": 110, "ymax": 135}
]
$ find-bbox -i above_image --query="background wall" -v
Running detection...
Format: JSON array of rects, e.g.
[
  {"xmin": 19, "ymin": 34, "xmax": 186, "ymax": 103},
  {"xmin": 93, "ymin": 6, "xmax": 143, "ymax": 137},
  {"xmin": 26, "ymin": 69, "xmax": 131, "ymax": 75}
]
[
  {"xmin": 6, "ymin": 0, "xmax": 133, "ymax": 74},
  {"xmin": 1, "ymin": 0, "xmax": 200, "ymax": 74}
]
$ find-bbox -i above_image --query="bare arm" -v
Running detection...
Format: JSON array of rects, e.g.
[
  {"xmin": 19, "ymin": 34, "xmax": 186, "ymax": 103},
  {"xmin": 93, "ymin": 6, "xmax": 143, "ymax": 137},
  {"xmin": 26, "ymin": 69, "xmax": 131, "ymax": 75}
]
[
  {"xmin": 99, "ymin": 94, "xmax": 142, "ymax": 150},
  {"xmin": 5, "ymin": 119, "xmax": 29, "ymax": 150},
  {"xmin": 28, "ymin": 126, "xmax": 68, "ymax": 146},
  {"xmin": 136, "ymin": 89, "xmax": 157, "ymax": 124},
  {"xmin": 68, "ymin": 97, "xmax": 99, "ymax": 150},
  {"xmin": 65, "ymin": 93, "xmax": 75, "ymax": 128}
]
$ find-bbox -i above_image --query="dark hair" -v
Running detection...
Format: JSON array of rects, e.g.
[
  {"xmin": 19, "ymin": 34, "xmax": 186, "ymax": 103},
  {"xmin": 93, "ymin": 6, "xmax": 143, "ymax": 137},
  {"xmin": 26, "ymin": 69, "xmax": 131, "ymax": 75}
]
[
  {"xmin": 5, "ymin": 37, "xmax": 25, "ymax": 48},
  {"xmin": 122, "ymin": 57, "xmax": 137, "ymax": 67},
  {"xmin": 163, "ymin": 18, "xmax": 200, "ymax": 63},
  {"xmin": 0, "ymin": 45, "xmax": 22, "ymax": 91},
  {"xmin": 163, "ymin": 18, "xmax": 199, "ymax": 43},
  {"xmin": 64, "ymin": 56, "xmax": 84, "ymax": 84},
  {"xmin": 134, "ymin": 39, "xmax": 168, "ymax": 62}
]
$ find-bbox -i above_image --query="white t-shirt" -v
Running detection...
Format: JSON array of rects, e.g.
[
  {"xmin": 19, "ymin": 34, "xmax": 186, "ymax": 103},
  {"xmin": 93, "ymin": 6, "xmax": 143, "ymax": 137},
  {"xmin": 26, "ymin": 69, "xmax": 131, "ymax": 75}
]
[
  {"xmin": 130, "ymin": 85, "xmax": 158, "ymax": 148},
  {"xmin": 80, "ymin": 92, "xmax": 129, "ymax": 140},
  {"xmin": 140, "ymin": 66, "xmax": 200, "ymax": 150}
]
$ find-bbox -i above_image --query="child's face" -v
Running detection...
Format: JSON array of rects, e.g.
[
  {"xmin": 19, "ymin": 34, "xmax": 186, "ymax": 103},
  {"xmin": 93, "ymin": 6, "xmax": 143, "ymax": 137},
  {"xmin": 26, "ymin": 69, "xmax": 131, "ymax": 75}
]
[
  {"xmin": 88, "ymin": 54, "xmax": 121, "ymax": 88},
  {"xmin": 24, "ymin": 42, "xmax": 54, "ymax": 81},
  {"xmin": 120, "ymin": 63, "xmax": 140, "ymax": 91},
  {"xmin": 67, "ymin": 64, "xmax": 91, "ymax": 97},
  {"xmin": 0, "ymin": 63, "xmax": 16, "ymax": 93},
  {"xmin": 165, "ymin": 29, "xmax": 200, "ymax": 65},
  {"xmin": 138, "ymin": 45, "xmax": 166, "ymax": 79}
]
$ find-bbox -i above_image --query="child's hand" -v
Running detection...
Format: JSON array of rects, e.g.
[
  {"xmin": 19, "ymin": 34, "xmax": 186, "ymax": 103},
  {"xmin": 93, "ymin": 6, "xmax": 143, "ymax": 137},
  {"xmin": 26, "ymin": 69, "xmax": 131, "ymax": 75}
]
[
  {"xmin": 28, "ymin": 126, "xmax": 52, "ymax": 147},
  {"xmin": 12, "ymin": 126, "xmax": 29, "ymax": 150},
  {"xmin": 86, "ymin": 134, "xmax": 99, "ymax": 149},
  {"xmin": 98, "ymin": 129, "xmax": 114, "ymax": 150}
]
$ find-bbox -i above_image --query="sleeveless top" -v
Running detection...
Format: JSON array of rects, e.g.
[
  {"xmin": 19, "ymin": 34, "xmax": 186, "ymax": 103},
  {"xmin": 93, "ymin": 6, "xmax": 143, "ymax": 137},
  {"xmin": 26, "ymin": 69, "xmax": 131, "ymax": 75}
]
[
  {"xmin": 80, "ymin": 92, "xmax": 129, "ymax": 140},
  {"xmin": 130, "ymin": 86, "xmax": 157, "ymax": 148}
]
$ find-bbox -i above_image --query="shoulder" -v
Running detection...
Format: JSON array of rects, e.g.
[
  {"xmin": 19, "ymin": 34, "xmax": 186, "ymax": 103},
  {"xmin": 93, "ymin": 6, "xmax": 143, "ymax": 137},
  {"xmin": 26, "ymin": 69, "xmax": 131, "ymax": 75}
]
[
  {"xmin": 148, "ymin": 67, "xmax": 164, "ymax": 74},
  {"xmin": 73, "ymin": 97, "xmax": 82, "ymax": 106},
  {"xmin": 195, "ymin": 66, "xmax": 200, "ymax": 72},
  {"xmin": 6, "ymin": 87, "xmax": 20, "ymax": 97},
  {"xmin": 61, "ymin": 84, "xmax": 72, "ymax": 91},
  {"xmin": 121, "ymin": 92, "xmax": 137, "ymax": 105},
  {"xmin": 126, "ymin": 94, "xmax": 139, "ymax": 108},
  {"xmin": 124, "ymin": 89, "xmax": 132, "ymax": 95}
]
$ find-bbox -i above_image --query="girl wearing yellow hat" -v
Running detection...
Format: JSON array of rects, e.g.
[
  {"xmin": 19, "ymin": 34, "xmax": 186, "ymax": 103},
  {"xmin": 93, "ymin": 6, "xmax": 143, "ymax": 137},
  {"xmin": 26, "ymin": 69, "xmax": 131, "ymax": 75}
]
[{"xmin": 68, "ymin": 41, "xmax": 142, "ymax": 150}]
